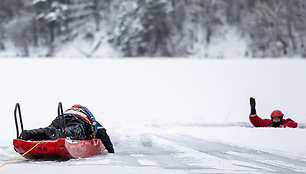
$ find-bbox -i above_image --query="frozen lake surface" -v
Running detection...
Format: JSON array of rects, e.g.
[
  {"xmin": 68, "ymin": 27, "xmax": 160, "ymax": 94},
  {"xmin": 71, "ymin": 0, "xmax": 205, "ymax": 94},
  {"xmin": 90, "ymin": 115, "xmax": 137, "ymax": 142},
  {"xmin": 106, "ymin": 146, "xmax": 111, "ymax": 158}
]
[
  {"xmin": 1, "ymin": 122, "xmax": 306, "ymax": 174},
  {"xmin": 0, "ymin": 58, "xmax": 306, "ymax": 173}
]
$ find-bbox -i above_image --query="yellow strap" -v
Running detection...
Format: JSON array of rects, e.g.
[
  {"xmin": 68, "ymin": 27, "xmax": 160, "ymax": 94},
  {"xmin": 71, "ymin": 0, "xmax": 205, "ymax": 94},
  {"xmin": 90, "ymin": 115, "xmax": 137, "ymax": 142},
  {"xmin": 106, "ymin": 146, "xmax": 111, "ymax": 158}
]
[
  {"xmin": 0, "ymin": 140, "xmax": 43, "ymax": 168},
  {"xmin": 93, "ymin": 129, "xmax": 96, "ymax": 140}
]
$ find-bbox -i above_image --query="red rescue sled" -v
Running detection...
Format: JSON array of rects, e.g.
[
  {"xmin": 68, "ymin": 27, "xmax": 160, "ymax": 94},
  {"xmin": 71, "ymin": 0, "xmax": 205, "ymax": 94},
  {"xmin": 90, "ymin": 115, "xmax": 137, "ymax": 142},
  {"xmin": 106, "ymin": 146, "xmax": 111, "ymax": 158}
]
[{"xmin": 13, "ymin": 138, "xmax": 105, "ymax": 159}]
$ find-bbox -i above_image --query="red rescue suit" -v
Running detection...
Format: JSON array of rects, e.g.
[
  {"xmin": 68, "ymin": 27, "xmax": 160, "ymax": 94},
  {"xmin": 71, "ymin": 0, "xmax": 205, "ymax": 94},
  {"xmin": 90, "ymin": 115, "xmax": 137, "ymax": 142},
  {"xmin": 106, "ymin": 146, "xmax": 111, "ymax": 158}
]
[{"xmin": 250, "ymin": 114, "xmax": 298, "ymax": 128}]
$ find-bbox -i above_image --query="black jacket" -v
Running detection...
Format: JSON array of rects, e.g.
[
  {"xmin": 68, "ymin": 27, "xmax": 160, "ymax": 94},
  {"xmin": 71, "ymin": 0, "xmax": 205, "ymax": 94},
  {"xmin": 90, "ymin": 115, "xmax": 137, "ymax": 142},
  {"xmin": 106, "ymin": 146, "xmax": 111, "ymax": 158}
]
[{"xmin": 20, "ymin": 113, "xmax": 114, "ymax": 153}]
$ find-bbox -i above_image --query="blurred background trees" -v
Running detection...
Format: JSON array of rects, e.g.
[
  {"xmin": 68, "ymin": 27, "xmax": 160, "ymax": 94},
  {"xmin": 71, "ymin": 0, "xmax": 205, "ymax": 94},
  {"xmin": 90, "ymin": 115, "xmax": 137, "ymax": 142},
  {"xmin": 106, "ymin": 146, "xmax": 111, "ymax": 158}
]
[{"xmin": 0, "ymin": 0, "xmax": 305, "ymax": 57}]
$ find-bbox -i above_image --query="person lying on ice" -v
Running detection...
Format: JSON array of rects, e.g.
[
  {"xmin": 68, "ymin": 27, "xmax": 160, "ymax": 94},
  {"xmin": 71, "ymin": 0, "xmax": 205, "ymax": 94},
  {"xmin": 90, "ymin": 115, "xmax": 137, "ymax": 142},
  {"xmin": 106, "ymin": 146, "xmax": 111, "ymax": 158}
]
[
  {"xmin": 249, "ymin": 97, "xmax": 297, "ymax": 128},
  {"xmin": 19, "ymin": 104, "xmax": 114, "ymax": 153}
]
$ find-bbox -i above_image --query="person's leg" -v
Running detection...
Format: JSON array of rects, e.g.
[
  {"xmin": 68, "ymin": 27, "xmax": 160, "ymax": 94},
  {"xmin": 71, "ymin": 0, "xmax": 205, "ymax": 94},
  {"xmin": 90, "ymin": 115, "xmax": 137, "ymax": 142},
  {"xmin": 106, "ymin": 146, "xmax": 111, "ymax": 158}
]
[
  {"xmin": 20, "ymin": 128, "xmax": 49, "ymax": 140},
  {"xmin": 20, "ymin": 125, "xmax": 87, "ymax": 140}
]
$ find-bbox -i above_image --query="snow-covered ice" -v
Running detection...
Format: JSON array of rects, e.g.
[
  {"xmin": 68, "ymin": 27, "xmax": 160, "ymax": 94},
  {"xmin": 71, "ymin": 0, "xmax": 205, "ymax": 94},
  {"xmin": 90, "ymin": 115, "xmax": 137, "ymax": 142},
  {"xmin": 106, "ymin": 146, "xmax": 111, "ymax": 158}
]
[{"xmin": 0, "ymin": 58, "xmax": 306, "ymax": 173}]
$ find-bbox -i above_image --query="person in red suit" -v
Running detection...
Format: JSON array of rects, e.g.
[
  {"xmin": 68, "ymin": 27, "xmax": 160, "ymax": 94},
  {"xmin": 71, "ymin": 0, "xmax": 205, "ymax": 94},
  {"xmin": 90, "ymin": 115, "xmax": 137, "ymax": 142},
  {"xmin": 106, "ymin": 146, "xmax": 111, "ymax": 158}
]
[{"xmin": 249, "ymin": 97, "xmax": 298, "ymax": 128}]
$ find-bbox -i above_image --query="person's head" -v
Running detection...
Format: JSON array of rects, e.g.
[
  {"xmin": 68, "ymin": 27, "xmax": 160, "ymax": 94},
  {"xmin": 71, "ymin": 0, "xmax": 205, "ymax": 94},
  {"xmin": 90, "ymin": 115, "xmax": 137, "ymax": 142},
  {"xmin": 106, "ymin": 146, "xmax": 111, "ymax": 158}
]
[
  {"xmin": 65, "ymin": 104, "xmax": 88, "ymax": 116},
  {"xmin": 270, "ymin": 110, "xmax": 284, "ymax": 127},
  {"xmin": 71, "ymin": 104, "xmax": 82, "ymax": 109}
]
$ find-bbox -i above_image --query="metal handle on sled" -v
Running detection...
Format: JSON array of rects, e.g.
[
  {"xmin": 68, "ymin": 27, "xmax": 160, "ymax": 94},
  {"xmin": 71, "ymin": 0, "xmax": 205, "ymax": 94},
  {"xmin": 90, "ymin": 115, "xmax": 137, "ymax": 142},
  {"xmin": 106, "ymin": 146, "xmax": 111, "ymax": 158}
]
[
  {"xmin": 14, "ymin": 103, "xmax": 24, "ymax": 139},
  {"xmin": 57, "ymin": 102, "xmax": 65, "ymax": 138}
]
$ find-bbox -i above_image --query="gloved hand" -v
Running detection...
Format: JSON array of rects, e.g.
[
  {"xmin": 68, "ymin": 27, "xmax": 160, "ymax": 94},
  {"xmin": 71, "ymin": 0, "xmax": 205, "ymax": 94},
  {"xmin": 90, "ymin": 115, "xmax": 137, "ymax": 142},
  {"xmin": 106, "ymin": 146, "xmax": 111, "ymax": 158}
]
[{"xmin": 250, "ymin": 97, "xmax": 256, "ymax": 115}]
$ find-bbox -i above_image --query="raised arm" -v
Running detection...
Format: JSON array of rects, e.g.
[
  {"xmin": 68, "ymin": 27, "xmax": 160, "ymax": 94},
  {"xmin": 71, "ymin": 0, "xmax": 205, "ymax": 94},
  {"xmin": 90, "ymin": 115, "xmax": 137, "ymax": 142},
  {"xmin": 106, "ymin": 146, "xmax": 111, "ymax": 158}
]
[{"xmin": 249, "ymin": 97, "xmax": 271, "ymax": 127}]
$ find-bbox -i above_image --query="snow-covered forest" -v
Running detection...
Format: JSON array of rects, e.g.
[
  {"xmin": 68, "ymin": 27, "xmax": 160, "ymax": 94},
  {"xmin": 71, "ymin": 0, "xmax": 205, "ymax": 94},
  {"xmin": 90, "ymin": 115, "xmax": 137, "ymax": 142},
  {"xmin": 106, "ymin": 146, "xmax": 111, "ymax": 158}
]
[
  {"xmin": 1, "ymin": 1, "xmax": 306, "ymax": 173},
  {"xmin": 0, "ymin": 0, "xmax": 305, "ymax": 58}
]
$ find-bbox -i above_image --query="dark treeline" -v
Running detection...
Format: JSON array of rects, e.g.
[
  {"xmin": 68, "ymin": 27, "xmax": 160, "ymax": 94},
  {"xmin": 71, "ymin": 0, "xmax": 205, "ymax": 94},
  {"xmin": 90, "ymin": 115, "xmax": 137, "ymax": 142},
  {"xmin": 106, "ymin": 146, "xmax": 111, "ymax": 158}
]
[{"xmin": 0, "ymin": 0, "xmax": 305, "ymax": 57}]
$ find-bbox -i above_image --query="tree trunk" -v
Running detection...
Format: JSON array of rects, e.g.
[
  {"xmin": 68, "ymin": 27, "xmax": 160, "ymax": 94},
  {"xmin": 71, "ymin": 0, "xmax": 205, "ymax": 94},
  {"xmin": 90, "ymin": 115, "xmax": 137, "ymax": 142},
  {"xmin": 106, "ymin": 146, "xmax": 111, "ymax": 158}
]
[
  {"xmin": 278, "ymin": 37, "xmax": 288, "ymax": 55},
  {"xmin": 286, "ymin": 2, "xmax": 296, "ymax": 51},
  {"xmin": 47, "ymin": 22, "xmax": 55, "ymax": 56},
  {"xmin": 94, "ymin": 0, "xmax": 100, "ymax": 31},
  {"xmin": 206, "ymin": 24, "xmax": 212, "ymax": 45},
  {"xmin": 22, "ymin": 38, "xmax": 29, "ymax": 57},
  {"xmin": 0, "ymin": 25, "xmax": 5, "ymax": 50},
  {"xmin": 32, "ymin": 18, "xmax": 38, "ymax": 47}
]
